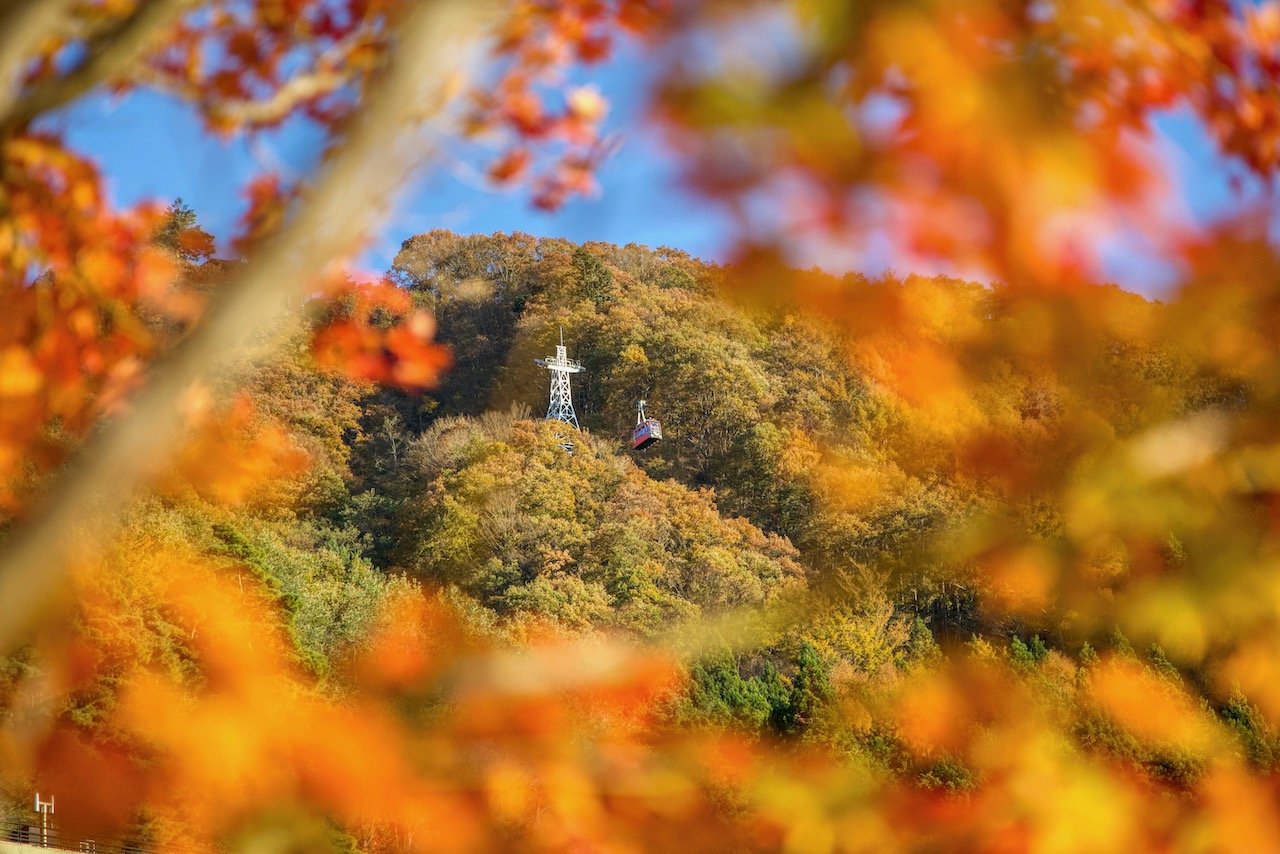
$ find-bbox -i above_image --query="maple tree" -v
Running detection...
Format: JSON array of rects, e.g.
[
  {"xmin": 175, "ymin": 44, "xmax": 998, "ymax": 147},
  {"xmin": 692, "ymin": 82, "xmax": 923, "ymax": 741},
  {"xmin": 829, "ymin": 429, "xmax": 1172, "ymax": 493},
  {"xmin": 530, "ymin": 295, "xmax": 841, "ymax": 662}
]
[{"xmin": 4, "ymin": 0, "xmax": 1280, "ymax": 852}]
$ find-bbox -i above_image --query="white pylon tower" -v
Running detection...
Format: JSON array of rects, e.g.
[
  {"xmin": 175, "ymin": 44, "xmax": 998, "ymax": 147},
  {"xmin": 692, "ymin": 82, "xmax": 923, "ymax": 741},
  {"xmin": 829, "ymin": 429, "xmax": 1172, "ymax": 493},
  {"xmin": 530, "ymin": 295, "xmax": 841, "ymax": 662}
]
[{"xmin": 535, "ymin": 327, "xmax": 584, "ymax": 431}]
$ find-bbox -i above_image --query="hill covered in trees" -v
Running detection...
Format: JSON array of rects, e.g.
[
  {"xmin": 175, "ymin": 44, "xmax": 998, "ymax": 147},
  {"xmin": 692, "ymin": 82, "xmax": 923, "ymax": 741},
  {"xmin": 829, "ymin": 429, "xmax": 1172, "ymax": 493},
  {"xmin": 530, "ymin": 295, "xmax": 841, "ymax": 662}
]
[
  {"xmin": 4, "ymin": 228, "xmax": 1262, "ymax": 843},
  {"xmin": 380, "ymin": 231, "xmax": 1220, "ymax": 618}
]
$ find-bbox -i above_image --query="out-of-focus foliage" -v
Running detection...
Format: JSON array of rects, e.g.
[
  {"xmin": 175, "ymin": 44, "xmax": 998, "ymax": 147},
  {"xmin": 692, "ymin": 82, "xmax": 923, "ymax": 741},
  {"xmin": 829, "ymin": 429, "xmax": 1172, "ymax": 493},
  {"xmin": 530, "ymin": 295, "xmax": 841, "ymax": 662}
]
[
  {"xmin": 7, "ymin": 0, "xmax": 1280, "ymax": 851},
  {"xmin": 655, "ymin": 0, "xmax": 1280, "ymax": 284}
]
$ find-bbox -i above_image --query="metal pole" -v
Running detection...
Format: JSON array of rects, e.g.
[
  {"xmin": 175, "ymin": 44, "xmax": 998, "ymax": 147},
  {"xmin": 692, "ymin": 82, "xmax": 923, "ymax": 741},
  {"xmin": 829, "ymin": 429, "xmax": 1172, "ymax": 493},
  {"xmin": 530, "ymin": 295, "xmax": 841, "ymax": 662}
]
[{"xmin": 34, "ymin": 793, "xmax": 53, "ymax": 848}]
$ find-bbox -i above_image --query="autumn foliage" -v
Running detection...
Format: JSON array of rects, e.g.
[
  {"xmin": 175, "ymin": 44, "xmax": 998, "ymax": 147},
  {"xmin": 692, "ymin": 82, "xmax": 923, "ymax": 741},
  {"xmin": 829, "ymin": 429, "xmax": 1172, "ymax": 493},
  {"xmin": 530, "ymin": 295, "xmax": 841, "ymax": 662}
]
[{"xmin": 5, "ymin": 0, "xmax": 1280, "ymax": 852}]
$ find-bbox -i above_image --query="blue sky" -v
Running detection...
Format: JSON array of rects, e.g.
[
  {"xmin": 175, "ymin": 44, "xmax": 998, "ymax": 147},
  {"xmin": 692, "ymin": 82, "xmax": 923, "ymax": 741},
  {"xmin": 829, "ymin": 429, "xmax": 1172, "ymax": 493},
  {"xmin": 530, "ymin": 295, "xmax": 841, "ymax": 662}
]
[
  {"xmin": 46, "ymin": 47, "xmax": 1257, "ymax": 297},
  {"xmin": 50, "ymin": 46, "xmax": 731, "ymax": 272}
]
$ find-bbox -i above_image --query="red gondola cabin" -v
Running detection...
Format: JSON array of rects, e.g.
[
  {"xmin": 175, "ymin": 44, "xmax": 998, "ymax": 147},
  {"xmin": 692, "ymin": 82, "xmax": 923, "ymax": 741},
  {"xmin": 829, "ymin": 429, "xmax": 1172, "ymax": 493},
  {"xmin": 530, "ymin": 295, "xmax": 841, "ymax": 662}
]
[{"xmin": 632, "ymin": 400, "xmax": 662, "ymax": 450}]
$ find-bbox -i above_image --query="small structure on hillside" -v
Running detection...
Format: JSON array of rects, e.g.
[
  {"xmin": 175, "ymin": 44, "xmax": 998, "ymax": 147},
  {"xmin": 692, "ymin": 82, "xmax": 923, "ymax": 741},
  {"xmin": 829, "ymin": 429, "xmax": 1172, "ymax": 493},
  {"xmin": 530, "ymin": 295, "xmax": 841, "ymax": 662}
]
[
  {"xmin": 535, "ymin": 327, "xmax": 583, "ymax": 451},
  {"xmin": 632, "ymin": 399, "xmax": 662, "ymax": 450}
]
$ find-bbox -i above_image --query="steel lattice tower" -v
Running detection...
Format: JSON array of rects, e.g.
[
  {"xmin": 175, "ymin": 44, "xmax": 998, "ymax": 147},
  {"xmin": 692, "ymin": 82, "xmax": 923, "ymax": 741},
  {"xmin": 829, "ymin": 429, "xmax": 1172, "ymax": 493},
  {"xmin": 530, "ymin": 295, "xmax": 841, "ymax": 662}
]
[{"xmin": 535, "ymin": 328, "xmax": 584, "ymax": 430}]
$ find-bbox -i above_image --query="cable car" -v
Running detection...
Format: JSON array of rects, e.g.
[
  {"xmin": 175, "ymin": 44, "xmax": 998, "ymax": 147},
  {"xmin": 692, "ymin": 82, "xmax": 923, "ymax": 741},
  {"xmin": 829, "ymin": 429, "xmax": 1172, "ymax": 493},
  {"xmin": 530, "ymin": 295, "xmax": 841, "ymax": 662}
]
[{"xmin": 632, "ymin": 399, "xmax": 662, "ymax": 450}]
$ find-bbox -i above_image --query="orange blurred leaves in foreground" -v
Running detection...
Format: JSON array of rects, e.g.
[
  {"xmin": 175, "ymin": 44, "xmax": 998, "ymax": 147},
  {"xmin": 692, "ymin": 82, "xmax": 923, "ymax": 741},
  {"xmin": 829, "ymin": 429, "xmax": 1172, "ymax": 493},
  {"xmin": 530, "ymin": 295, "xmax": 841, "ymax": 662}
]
[{"xmin": 9, "ymin": 0, "xmax": 1280, "ymax": 851}]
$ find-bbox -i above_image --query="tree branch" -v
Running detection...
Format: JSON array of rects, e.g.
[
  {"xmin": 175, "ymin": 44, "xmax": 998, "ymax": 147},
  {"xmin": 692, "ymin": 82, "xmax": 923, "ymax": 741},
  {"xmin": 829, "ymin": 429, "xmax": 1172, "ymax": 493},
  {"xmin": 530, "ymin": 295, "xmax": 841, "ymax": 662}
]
[
  {"xmin": 131, "ymin": 29, "xmax": 383, "ymax": 130},
  {"xmin": 0, "ymin": 0, "xmax": 77, "ymax": 125},
  {"xmin": 0, "ymin": 0, "xmax": 499, "ymax": 651},
  {"xmin": 135, "ymin": 64, "xmax": 354, "ymax": 130},
  {"xmin": 0, "ymin": 0, "xmax": 193, "ymax": 133}
]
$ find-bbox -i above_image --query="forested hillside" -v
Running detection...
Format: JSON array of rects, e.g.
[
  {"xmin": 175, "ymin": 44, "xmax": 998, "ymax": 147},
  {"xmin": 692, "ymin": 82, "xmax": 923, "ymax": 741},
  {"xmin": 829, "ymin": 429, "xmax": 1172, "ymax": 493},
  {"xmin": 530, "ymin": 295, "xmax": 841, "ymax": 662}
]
[
  {"xmin": 5, "ymin": 227, "xmax": 1263, "ymax": 845},
  {"xmin": 232, "ymin": 230, "xmax": 1231, "ymax": 703},
  {"xmin": 382, "ymin": 231, "xmax": 1220, "ymax": 622},
  {"xmin": 352, "ymin": 232, "xmax": 1240, "ymax": 763}
]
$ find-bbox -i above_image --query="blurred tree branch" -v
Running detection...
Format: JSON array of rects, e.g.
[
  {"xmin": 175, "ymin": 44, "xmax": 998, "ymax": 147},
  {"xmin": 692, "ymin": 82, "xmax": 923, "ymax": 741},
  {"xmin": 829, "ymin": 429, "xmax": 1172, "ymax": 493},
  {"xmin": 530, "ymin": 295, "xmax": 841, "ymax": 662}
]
[
  {"xmin": 0, "ymin": 0, "xmax": 77, "ymax": 123},
  {"xmin": 0, "ymin": 0, "xmax": 194, "ymax": 133},
  {"xmin": 131, "ymin": 29, "xmax": 371, "ymax": 129},
  {"xmin": 0, "ymin": 0, "xmax": 497, "ymax": 652}
]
